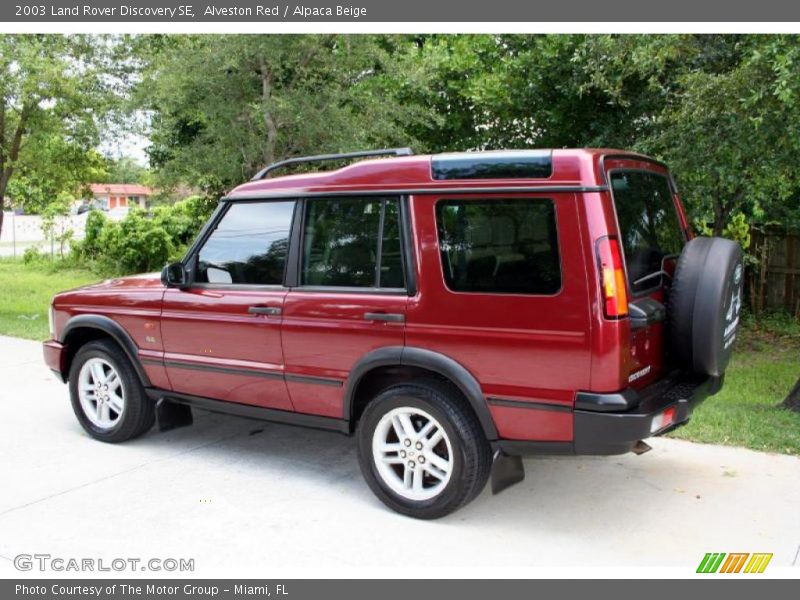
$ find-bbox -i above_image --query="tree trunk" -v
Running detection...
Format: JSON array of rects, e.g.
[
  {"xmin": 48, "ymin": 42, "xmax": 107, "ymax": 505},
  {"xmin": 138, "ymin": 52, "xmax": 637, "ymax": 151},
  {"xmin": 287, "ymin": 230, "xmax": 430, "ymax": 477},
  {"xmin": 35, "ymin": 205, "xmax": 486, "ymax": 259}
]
[
  {"xmin": 712, "ymin": 199, "xmax": 727, "ymax": 237},
  {"xmin": 0, "ymin": 175, "xmax": 7, "ymax": 240},
  {"xmin": 0, "ymin": 100, "xmax": 34, "ymax": 240},
  {"xmin": 258, "ymin": 57, "xmax": 278, "ymax": 169},
  {"xmin": 782, "ymin": 377, "xmax": 800, "ymax": 412}
]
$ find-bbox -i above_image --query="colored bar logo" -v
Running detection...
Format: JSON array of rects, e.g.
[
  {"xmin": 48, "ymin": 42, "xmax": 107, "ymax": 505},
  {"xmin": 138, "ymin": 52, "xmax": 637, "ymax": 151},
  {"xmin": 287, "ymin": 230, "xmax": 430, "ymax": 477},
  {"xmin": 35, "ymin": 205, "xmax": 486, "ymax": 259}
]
[{"xmin": 697, "ymin": 552, "xmax": 773, "ymax": 573}]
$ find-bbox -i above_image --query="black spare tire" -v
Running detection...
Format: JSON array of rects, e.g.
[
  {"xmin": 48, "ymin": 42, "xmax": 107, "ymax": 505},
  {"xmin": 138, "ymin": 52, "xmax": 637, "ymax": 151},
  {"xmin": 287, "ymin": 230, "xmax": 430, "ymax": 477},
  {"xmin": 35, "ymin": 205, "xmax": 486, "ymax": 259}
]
[{"xmin": 667, "ymin": 237, "xmax": 744, "ymax": 377}]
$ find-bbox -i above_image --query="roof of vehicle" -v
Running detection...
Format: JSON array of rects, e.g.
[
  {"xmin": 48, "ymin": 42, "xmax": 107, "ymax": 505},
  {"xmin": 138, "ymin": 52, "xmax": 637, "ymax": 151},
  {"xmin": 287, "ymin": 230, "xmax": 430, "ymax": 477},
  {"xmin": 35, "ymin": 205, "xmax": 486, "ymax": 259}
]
[{"xmin": 225, "ymin": 148, "xmax": 669, "ymax": 200}]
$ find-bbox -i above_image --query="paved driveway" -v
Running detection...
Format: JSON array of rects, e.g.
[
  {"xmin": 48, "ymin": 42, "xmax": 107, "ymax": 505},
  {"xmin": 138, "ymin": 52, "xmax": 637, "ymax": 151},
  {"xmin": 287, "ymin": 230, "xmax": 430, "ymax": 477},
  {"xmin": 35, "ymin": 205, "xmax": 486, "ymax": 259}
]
[{"xmin": 0, "ymin": 335, "xmax": 798, "ymax": 576}]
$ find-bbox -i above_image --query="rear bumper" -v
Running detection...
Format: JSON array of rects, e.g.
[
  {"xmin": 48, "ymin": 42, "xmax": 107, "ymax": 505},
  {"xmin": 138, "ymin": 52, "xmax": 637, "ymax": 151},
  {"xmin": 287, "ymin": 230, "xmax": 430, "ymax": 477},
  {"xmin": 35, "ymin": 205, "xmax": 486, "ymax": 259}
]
[
  {"xmin": 572, "ymin": 372, "xmax": 723, "ymax": 455},
  {"xmin": 495, "ymin": 371, "xmax": 723, "ymax": 457},
  {"xmin": 43, "ymin": 339, "xmax": 67, "ymax": 382}
]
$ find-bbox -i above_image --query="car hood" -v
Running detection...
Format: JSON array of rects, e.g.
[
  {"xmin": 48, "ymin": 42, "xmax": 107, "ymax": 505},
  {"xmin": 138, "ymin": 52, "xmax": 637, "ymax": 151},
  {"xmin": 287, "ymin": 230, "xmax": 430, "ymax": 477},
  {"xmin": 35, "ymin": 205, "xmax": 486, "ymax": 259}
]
[
  {"xmin": 54, "ymin": 272, "xmax": 164, "ymax": 303},
  {"xmin": 79, "ymin": 272, "xmax": 163, "ymax": 292}
]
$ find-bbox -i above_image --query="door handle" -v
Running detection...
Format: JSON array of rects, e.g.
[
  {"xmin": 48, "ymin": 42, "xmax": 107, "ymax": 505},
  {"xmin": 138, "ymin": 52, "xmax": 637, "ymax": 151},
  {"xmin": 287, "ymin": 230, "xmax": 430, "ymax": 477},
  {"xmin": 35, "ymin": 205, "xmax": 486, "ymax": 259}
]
[
  {"xmin": 248, "ymin": 306, "xmax": 282, "ymax": 316},
  {"xmin": 363, "ymin": 312, "xmax": 405, "ymax": 323}
]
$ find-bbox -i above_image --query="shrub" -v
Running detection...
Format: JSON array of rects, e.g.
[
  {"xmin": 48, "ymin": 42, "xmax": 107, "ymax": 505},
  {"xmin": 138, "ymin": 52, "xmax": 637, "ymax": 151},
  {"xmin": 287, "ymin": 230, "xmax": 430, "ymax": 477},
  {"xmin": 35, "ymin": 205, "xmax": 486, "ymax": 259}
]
[
  {"xmin": 22, "ymin": 246, "xmax": 47, "ymax": 265},
  {"xmin": 78, "ymin": 209, "xmax": 109, "ymax": 260},
  {"xmin": 69, "ymin": 197, "xmax": 212, "ymax": 276},
  {"xmin": 95, "ymin": 209, "xmax": 174, "ymax": 275}
]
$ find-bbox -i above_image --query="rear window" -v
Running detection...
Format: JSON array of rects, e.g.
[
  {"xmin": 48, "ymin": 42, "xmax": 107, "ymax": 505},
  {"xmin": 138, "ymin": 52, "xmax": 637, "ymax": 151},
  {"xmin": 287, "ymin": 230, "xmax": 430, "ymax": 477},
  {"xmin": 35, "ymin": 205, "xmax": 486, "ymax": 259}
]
[
  {"xmin": 610, "ymin": 170, "xmax": 685, "ymax": 294},
  {"xmin": 436, "ymin": 198, "xmax": 561, "ymax": 295}
]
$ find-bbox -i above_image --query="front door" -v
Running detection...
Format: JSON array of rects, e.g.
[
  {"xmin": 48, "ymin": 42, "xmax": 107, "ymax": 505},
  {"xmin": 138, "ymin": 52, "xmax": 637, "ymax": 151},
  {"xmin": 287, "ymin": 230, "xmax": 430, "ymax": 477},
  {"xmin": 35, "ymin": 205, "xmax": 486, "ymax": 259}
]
[
  {"xmin": 281, "ymin": 195, "xmax": 409, "ymax": 417},
  {"xmin": 160, "ymin": 200, "xmax": 297, "ymax": 410}
]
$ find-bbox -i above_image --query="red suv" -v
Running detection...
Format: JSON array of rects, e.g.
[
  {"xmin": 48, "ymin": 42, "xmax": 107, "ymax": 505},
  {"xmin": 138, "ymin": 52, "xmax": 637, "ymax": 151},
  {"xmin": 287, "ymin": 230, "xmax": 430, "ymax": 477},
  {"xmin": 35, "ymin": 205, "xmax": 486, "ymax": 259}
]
[{"xmin": 44, "ymin": 149, "xmax": 743, "ymax": 519}]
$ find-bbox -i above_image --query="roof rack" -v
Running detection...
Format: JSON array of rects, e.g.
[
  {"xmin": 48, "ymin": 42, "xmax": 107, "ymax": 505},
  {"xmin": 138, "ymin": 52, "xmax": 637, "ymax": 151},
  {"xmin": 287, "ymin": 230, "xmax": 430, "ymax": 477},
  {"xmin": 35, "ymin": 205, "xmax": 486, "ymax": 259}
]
[{"xmin": 251, "ymin": 148, "xmax": 414, "ymax": 181}]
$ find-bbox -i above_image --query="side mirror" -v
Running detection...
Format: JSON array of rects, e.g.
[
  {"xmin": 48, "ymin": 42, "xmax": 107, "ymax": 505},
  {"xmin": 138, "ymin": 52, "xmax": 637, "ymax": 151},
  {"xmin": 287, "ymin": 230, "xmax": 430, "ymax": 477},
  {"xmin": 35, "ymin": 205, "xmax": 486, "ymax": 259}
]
[{"xmin": 161, "ymin": 262, "xmax": 188, "ymax": 289}]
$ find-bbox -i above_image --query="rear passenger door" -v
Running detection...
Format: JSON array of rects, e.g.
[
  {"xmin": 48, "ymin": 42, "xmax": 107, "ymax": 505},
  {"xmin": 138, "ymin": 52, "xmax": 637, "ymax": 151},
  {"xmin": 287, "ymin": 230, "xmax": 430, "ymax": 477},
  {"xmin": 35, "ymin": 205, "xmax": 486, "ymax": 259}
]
[{"xmin": 281, "ymin": 196, "xmax": 409, "ymax": 418}]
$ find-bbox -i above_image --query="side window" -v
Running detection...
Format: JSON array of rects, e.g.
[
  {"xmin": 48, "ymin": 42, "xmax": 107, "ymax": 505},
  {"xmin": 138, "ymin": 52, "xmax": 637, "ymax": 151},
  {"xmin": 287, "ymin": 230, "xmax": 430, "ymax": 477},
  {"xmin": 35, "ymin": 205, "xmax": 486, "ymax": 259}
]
[
  {"xmin": 301, "ymin": 196, "xmax": 405, "ymax": 289},
  {"xmin": 436, "ymin": 198, "xmax": 561, "ymax": 295},
  {"xmin": 196, "ymin": 200, "xmax": 295, "ymax": 285}
]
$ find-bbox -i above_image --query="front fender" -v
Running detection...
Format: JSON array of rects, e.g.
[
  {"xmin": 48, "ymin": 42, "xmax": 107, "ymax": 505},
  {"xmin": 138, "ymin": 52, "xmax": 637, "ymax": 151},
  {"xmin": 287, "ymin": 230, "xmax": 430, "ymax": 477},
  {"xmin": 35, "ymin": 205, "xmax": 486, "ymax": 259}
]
[{"xmin": 59, "ymin": 314, "xmax": 151, "ymax": 386}]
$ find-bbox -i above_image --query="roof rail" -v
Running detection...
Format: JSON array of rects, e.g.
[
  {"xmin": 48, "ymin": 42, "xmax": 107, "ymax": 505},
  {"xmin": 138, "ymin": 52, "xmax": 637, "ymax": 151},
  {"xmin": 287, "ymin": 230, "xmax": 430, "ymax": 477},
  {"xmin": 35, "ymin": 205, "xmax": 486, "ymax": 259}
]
[{"xmin": 251, "ymin": 148, "xmax": 414, "ymax": 181}]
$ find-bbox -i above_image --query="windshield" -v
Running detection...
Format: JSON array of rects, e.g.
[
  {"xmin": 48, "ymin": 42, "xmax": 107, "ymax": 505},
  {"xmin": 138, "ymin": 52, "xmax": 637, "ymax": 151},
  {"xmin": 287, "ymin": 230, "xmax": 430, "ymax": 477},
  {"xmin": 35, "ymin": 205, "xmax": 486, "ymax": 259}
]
[{"xmin": 610, "ymin": 170, "xmax": 685, "ymax": 295}]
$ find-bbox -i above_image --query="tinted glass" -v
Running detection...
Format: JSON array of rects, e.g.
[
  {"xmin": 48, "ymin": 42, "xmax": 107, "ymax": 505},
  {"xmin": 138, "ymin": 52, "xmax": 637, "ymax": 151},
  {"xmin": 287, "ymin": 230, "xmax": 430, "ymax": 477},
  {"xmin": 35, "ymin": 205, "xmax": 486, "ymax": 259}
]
[
  {"xmin": 196, "ymin": 201, "xmax": 295, "ymax": 285},
  {"xmin": 610, "ymin": 171, "xmax": 685, "ymax": 294},
  {"xmin": 436, "ymin": 199, "xmax": 561, "ymax": 294},
  {"xmin": 302, "ymin": 197, "xmax": 405, "ymax": 288},
  {"xmin": 432, "ymin": 151, "xmax": 552, "ymax": 180},
  {"xmin": 380, "ymin": 200, "xmax": 405, "ymax": 289}
]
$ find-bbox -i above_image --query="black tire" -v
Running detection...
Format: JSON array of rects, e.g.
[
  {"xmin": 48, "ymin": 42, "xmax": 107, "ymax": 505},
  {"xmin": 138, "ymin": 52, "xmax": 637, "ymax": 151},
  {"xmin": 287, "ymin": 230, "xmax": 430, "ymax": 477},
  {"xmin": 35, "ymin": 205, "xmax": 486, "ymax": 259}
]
[
  {"xmin": 68, "ymin": 339, "xmax": 155, "ymax": 443},
  {"xmin": 667, "ymin": 236, "xmax": 744, "ymax": 377},
  {"xmin": 357, "ymin": 379, "xmax": 492, "ymax": 519}
]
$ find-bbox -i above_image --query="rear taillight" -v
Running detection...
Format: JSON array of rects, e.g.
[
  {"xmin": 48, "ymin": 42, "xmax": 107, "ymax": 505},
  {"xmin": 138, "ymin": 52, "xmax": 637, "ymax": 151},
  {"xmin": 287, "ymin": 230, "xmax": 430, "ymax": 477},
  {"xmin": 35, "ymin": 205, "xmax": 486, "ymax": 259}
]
[{"xmin": 596, "ymin": 236, "xmax": 628, "ymax": 318}]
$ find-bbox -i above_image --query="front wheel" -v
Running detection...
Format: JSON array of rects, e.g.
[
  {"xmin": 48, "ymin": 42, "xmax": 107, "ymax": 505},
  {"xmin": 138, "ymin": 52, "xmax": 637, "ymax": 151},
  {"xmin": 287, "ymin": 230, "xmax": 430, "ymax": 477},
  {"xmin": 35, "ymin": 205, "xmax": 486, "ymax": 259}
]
[
  {"xmin": 357, "ymin": 380, "xmax": 491, "ymax": 519},
  {"xmin": 68, "ymin": 339, "xmax": 155, "ymax": 443}
]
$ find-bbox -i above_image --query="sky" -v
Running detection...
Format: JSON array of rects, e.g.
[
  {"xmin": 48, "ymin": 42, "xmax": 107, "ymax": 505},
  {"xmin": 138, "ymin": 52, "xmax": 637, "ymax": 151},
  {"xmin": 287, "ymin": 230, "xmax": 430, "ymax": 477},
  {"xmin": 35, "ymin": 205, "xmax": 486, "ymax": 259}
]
[{"xmin": 98, "ymin": 130, "xmax": 150, "ymax": 166}]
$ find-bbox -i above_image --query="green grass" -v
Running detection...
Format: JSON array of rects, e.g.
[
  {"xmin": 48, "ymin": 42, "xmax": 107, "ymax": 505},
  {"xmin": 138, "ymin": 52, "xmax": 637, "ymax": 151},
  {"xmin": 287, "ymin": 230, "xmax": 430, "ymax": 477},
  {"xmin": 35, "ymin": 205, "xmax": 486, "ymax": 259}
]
[
  {"xmin": 0, "ymin": 257, "xmax": 798, "ymax": 454},
  {"xmin": 668, "ymin": 330, "xmax": 800, "ymax": 455},
  {"xmin": 0, "ymin": 259, "xmax": 98, "ymax": 340}
]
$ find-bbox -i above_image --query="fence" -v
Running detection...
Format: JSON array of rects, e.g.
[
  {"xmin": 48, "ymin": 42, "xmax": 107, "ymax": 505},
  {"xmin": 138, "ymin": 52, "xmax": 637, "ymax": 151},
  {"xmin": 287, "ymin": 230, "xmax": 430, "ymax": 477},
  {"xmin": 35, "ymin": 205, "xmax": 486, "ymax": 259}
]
[
  {"xmin": 749, "ymin": 228, "xmax": 800, "ymax": 318},
  {"xmin": 0, "ymin": 211, "xmax": 87, "ymax": 258}
]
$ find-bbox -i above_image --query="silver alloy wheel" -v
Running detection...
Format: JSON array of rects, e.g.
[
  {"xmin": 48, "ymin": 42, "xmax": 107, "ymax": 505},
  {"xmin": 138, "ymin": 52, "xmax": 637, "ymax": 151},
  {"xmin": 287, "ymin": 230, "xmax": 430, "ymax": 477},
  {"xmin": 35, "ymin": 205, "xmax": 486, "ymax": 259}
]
[
  {"xmin": 77, "ymin": 357, "xmax": 125, "ymax": 429},
  {"xmin": 372, "ymin": 406, "xmax": 454, "ymax": 501}
]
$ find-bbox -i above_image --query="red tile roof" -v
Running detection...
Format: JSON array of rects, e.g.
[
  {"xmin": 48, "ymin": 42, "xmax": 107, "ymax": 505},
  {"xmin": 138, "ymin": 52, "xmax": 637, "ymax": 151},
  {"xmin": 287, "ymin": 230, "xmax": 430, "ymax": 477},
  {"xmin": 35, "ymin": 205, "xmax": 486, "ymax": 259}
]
[{"xmin": 89, "ymin": 183, "xmax": 153, "ymax": 196}]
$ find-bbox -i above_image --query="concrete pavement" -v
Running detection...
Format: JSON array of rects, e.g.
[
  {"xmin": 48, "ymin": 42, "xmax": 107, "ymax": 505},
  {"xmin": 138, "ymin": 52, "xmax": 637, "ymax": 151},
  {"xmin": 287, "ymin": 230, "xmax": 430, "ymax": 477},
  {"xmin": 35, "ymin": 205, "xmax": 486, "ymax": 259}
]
[{"xmin": 0, "ymin": 335, "xmax": 798, "ymax": 576}]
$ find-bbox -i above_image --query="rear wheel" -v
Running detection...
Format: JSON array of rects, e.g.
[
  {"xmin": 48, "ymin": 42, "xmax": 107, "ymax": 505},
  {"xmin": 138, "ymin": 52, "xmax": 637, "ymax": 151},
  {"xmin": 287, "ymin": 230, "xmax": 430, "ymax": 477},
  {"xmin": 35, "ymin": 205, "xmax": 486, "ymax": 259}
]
[
  {"xmin": 68, "ymin": 339, "xmax": 154, "ymax": 443},
  {"xmin": 357, "ymin": 380, "xmax": 491, "ymax": 519}
]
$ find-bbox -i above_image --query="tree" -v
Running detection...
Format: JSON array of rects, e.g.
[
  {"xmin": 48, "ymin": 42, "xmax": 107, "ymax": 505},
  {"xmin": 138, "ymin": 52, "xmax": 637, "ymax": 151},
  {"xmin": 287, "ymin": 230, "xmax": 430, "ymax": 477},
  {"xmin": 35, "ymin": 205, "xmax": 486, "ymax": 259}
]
[
  {"xmin": 0, "ymin": 35, "xmax": 124, "ymax": 234},
  {"xmin": 411, "ymin": 35, "xmax": 800, "ymax": 237},
  {"xmin": 141, "ymin": 35, "xmax": 436, "ymax": 196},
  {"xmin": 641, "ymin": 37, "xmax": 800, "ymax": 235},
  {"xmin": 409, "ymin": 35, "xmax": 664, "ymax": 152},
  {"xmin": 784, "ymin": 378, "xmax": 800, "ymax": 412},
  {"xmin": 7, "ymin": 144, "xmax": 107, "ymax": 214},
  {"xmin": 105, "ymin": 156, "xmax": 149, "ymax": 185}
]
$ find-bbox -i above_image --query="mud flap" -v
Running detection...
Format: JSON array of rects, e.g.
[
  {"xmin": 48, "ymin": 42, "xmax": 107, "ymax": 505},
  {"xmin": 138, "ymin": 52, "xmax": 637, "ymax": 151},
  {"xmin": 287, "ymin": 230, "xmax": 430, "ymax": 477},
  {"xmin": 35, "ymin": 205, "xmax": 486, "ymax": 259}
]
[
  {"xmin": 490, "ymin": 450, "xmax": 525, "ymax": 494},
  {"xmin": 156, "ymin": 398, "xmax": 193, "ymax": 432}
]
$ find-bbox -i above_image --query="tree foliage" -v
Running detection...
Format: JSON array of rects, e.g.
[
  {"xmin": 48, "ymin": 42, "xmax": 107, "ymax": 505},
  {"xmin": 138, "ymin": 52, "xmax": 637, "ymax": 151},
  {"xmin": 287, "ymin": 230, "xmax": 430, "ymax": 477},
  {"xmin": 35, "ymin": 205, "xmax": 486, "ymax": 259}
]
[
  {"xmin": 0, "ymin": 35, "xmax": 129, "ymax": 232},
  {"xmin": 6, "ymin": 33, "xmax": 800, "ymax": 274},
  {"xmin": 140, "ymin": 35, "xmax": 436, "ymax": 196},
  {"xmin": 72, "ymin": 196, "xmax": 208, "ymax": 274},
  {"xmin": 408, "ymin": 34, "xmax": 800, "ymax": 236}
]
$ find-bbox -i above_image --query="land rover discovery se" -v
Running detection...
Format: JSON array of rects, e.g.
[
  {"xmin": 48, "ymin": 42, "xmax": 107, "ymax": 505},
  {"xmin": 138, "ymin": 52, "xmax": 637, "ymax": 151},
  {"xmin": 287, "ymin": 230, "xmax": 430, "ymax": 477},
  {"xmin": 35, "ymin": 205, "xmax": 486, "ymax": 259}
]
[{"xmin": 44, "ymin": 149, "xmax": 743, "ymax": 519}]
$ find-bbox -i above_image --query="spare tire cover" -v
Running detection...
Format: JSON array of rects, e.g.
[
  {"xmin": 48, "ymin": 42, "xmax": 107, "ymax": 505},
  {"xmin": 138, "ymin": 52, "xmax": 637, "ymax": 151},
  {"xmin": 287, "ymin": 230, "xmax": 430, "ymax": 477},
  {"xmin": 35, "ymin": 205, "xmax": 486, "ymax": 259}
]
[{"xmin": 667, "ymin": 237, "xmax": 744, "ymax": 377}]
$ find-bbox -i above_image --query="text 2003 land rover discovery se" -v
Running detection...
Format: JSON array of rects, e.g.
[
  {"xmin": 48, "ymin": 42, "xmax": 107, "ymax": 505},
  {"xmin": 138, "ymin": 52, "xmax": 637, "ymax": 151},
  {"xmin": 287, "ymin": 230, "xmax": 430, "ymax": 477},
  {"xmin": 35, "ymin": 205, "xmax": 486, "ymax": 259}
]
[{"xmin": 44, "ymin": 149, "xmax": 743, "ymax": 519}]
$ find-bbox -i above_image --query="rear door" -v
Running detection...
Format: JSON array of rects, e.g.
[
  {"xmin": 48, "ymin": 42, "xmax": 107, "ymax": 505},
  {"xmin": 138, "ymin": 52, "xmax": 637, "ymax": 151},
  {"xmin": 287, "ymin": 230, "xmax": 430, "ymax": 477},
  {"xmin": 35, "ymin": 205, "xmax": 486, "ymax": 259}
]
[
  {"xmin": 606, "ymin": 162, "xmax": 688, "ymax": 388},
  {"xmin": 280, "ymin": 195, "xmax": 409, "ymax": 418}
]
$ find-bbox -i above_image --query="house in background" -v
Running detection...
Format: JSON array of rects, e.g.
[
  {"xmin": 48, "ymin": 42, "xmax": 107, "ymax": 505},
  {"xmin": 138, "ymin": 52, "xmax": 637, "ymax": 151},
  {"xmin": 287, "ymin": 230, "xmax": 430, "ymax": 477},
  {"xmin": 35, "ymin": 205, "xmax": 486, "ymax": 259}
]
[{"xmin": 88, "ymin": 183, "xmax": 154, "ymax": 210}]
